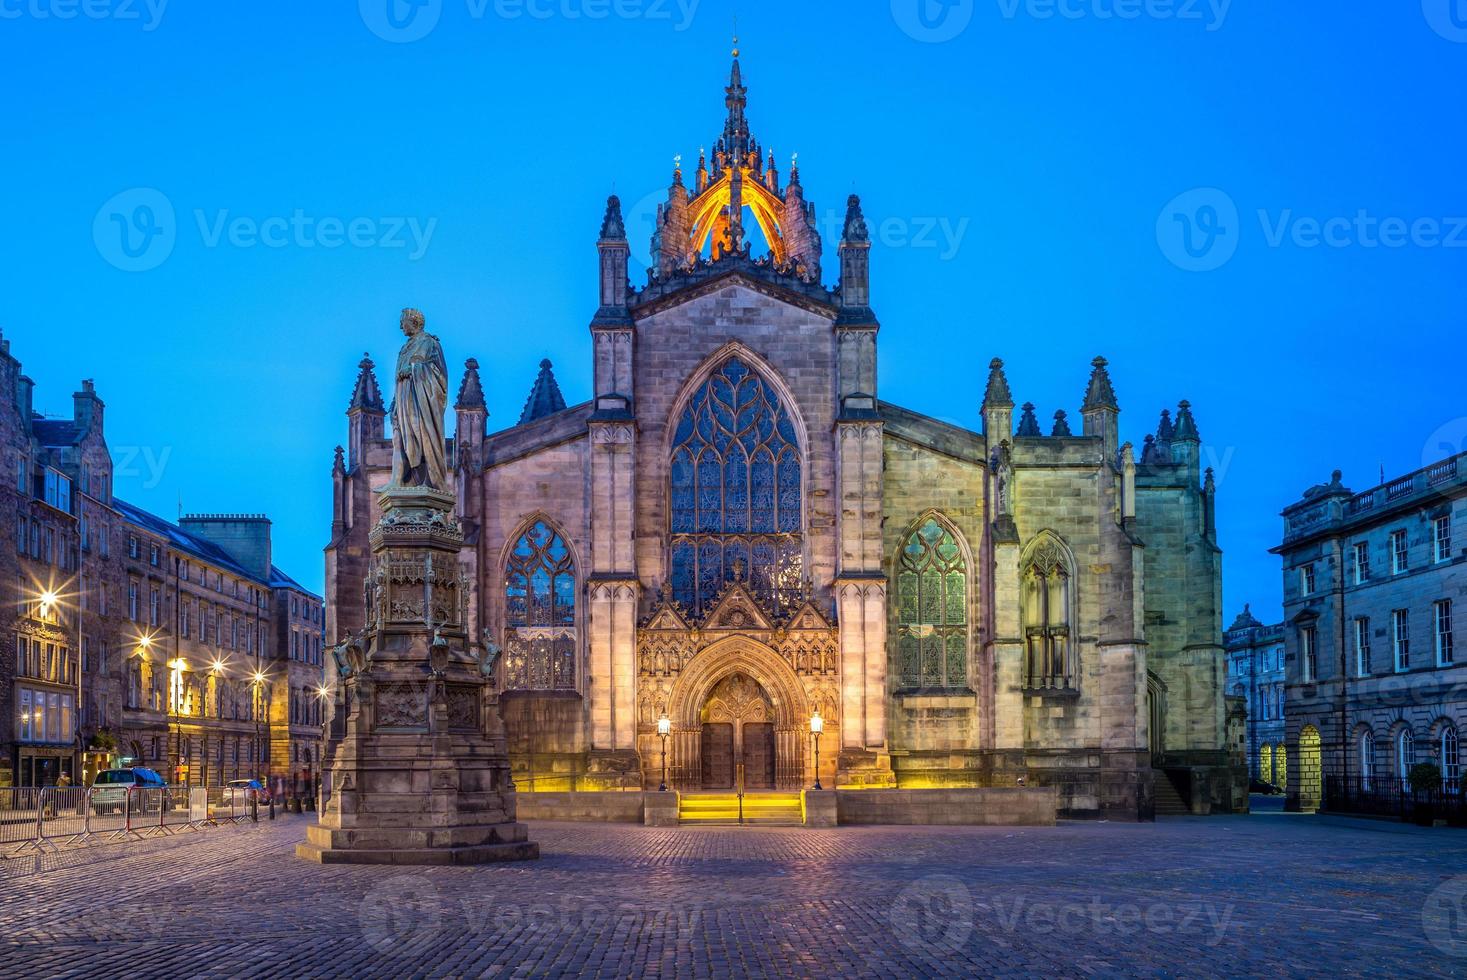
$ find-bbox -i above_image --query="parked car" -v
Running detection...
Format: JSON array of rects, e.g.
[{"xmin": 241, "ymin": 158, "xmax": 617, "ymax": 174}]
[
  {"xmin": 1249, "ymin": 778, "xmax": 1282, "ymax": 796},
  {"xmin": 223, "ymin": 779, "xmax": 271, "ymax": 806},
  {"xmin": 90, "ymin": 767, "xmax": 167, "ymax": 814}
]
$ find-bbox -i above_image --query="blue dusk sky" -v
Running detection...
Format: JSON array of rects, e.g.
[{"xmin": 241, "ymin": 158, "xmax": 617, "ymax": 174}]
[{"xmin": 2, "ymin": 2, "xmax": 1463, "ymax": 621}]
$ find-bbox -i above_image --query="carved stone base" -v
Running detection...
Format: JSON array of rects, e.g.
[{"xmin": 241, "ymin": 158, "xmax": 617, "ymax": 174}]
[{"xmin": 296, "ymin": 820, "xmax": 538, "ymax": 865}]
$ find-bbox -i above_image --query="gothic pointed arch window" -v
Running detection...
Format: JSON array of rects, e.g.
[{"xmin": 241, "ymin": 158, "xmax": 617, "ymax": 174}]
[
  {"xmin": 1022, "ymin": 533, "xmax": 1077, "ymax": 690},
  {"xmin": 503, "ymin": 520, "xmax": 578, "ymax": 691},
  {"xmin": 669, "ymin": 356, "xmax": 802, "ymax": 618},
  {"xmin": 893, "ymin": 516, "xmax": 970, "ymax": 690}
]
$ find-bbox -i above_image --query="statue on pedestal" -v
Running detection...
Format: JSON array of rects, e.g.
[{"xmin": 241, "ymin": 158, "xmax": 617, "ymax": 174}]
[{"xmin": 390, "ymin": 308, "xmax": 450, "ymax": 492}]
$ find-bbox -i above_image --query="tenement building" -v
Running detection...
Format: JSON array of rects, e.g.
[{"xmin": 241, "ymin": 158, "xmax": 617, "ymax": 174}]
[
  {"xmin": 1275, "ymin": 459, "xmax": 1465, "ymax": 810},
  {"xmin": 1, "ymin": 328, "xmax": 324, "ymax": 790},
  {"xmin": 325, "ymin": 55, "xmax": 1241, "ymax": 818},
  {"xmin": 1224, "ymin": 606, "xmax": 1286, "ymax": 787}
]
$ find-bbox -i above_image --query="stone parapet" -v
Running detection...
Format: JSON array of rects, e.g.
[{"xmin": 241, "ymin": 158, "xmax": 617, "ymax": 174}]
[{"xmin": 835, "ymin": 787, "xmax": 1058, "ymax": 826}]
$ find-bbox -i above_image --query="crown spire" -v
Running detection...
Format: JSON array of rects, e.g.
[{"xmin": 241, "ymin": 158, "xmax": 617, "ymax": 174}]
[
  {"xmin": 983, "ymin": 358, "xmax": 1014, "ymax": 409},
  {"xmin": 1016, "ymin": 402, "xmax": 1041, "ymax": 437}
]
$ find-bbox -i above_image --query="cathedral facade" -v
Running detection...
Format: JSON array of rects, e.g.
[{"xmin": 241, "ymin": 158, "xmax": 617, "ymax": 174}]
[{"xmin": 325, "ymin": 57, "xmax": 1239, "ymax": 819}]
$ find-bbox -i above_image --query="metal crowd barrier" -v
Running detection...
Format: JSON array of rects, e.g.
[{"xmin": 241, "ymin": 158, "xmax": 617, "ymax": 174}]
[{"xmin": 1, "ymin": 785, "xmax": 265, "ymax": 856}]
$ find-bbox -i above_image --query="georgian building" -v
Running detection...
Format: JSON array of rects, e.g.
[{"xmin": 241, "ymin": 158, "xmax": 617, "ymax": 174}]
[
  {"xmin": 1274, "ymin": 459, "xmax": 1465, "ymax": 810},
  {"xmin": 1, "ymin": 328, "xmax": 324, "ymax": 790},
  {"xmin": 326, "ymin": 56, "xmax": 1240, "ymax": 819},
  {"xmin": 1224, "ymin": 606, "xmax": 1286, "ymax": 786}
]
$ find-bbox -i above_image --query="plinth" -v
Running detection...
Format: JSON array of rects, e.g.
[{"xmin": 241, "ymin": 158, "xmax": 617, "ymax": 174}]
[{"xmin": 297, "ymin": 486, "xmax": 539, "ymax": 865}]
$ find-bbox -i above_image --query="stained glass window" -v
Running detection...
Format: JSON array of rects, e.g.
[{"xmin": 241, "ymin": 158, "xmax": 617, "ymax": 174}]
[
  {"xmin": 1023, "ymin": 535, "xmax": 1075, "ymax": 690},
  {"xmin": 670, "ymin": 357, "xmax": 803, "ymax": 617},
  {"xmin": 894, "ymin": 517, "xmax": 969, "ymax": 690},
  {"xmin": 503, "ymin": 520, "xmax": 577, "ymax": 691}
]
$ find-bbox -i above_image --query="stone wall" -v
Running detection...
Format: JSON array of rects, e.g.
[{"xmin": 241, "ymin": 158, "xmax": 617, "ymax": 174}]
[{"xmin": 835, "ymin": 787, "xmax": 1058, "ymax": 826}]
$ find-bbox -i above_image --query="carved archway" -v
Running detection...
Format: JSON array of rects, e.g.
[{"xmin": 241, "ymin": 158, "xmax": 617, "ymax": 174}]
[{"xmin": 663, "ymin": 636, "xmax": 812, "ymax": 790}]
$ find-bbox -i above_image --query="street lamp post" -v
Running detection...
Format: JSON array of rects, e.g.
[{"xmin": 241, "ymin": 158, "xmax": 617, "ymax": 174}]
[
  {"xmin": 168, "ymin": 658, "xmax": 187, "ymax": 785},
  {"xmin": 251, "ymin": 670, "xmax": 266, "ymax": 784},
  {"xmin": 810, "ymin": 710, "xmax": 823, "ymax": 791},
  {"xmin": 657, "ymin": 715, "xmax": 671, "ymax": 793}
]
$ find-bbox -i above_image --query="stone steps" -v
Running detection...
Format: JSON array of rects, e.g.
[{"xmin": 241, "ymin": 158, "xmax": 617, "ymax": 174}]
[
  {"xmin": 1153, "ymin": 772, "xmax": 1191, "ymax": 816},
  {"xmin": 679, "ymin": 792, "xmax": 803, "ymax": 826}
]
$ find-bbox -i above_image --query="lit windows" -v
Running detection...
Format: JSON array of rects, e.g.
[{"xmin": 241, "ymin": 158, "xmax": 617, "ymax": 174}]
[
  {"xmin": 1359, "ymin": 730, "xmax": 1374, "ymax": 791},
  {"xmin": 1444, "ymin": 728, "xmax": 1461, "ymax": 789},
  {"xmin": 894, "ymin": 517, "xmax": 970, "ymax": 690},
  {"xmin": 669, "ymin": 357, "xmax": 803, "ymax": 618},
  {"xmin": 502, "ymin": 520, "xmax": 577, "ymax": 691}
]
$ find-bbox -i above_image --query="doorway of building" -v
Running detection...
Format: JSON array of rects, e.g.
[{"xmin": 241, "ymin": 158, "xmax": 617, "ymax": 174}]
[
  {"xmin": 698, "ymin": 673, "xmax": 775, "ymax": 791},
  {"xmin": 701, "ymin": 723, "xmax": 735, "ymax": 789}
]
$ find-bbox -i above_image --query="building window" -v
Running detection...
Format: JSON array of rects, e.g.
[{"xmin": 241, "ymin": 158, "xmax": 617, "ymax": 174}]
[
  {"xmin": 1391, "ymin": 530, "xmax": 1409, "ymax": 574},
  {"xmin": 1393, "ymin": 609, "xmax": 1410, "ymax": 671},
  {"xmin": 1436, "ymin": 516, "xmax": 1453, "ymax": 564},
  {"xmin": 128, "ymin": 581, "xmax": 139, "ymax": 622},
  {"xmin": 149, "ymin": 587, "xmax": 160, "ymax": 628},
  {"xmin": 1436, "ymin": 600, "xmax": 1454, "ymax": 667},
  {"xmin": 894, "ymin": 516, "xmax": 970, "ymax": 691},
  {"xmin": 669, "ymin": 356, "xmax": 803, "ymax": 618},
  {"xmin": 1023, "ymin": 533, "xmax": 1076, "ymax": 690},
  {"xmin": 502, "ymin": 520, "xmax": 577, "ymax": 691},
  {"xmin": 1355, "ymin": 617, "xmax": 1371, "ymax": 676},
  {"xmin": 1353, "ymin": 542, "xmax": 1370, "ymax": 584},
  {"xmin": 1443, "ymin": 728, "xmax": 1461, "ymax": 790},
  {"xmin": 149, "ymin": 544, "xmax": 159, "ymax": 567},
  {"xmin": 128, "ymin": 535, "xmax": 139, "ymax": 560},
  {"xmin": 1359, "ymin": 730, "xmax": 1374, "ymax": 791},
  {"xmin": 1301, "ymin": 626, "xmax": 1318, "ymax": 682},
  {"xmin": 1301, "ymin": 563, "xmax": 1316, "ymax": 596},
  {"xmin": 1397, "ymin": 728, "xmax": 1416, "ymax": 780}
]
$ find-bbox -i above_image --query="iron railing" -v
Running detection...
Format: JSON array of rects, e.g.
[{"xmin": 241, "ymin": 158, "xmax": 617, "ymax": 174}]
[
  {"xmin": 1321, "ymin": 774, "xmax": 1467, "ymax": 826},
  {"xmin": 0, "ymin": 785, "xmax": 265, "ymax": 855}
]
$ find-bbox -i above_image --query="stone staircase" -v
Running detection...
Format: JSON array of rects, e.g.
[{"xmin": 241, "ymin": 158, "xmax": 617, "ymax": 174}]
[
  {"xmin": 678, "ymin": 792, "xmax": 804, "ymax": 826},
  {"xmin": 1153, "ymin": 771, "xmax": 1191, "ymax": 817}
]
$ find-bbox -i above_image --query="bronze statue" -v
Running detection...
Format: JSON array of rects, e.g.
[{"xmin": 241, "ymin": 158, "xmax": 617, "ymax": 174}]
[{"xmin": 390, "ymin": 308, "xmax": 450, "ymax": 492}]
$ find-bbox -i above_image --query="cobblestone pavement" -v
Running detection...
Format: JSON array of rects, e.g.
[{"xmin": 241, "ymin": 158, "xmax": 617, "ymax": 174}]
[{"xmin": 2, "ymin": 812, "xmax": 1465, "ymax": 978}]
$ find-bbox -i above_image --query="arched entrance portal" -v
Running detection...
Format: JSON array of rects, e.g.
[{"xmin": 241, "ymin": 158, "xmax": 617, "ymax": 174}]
[
  {"xmin": 665, "ymin": 637, "xmax": 813, "ymax": 791},
  {"xmin": 699, "ymin": 673, "xmax": 776, "ymax": 790}
]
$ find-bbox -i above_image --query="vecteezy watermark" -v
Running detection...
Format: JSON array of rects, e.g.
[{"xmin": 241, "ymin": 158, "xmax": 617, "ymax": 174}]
[
  {"xmin": 890, "ymin": 0, "xmax": 975, "ymax": 43},
  {"xmin": 0, "ymin": 0, "xmax": 169, "ymax": 30},
  {"xmin": 995, "ymin": 0, "xmax": 1231, "ymax": 30},
  {"xmin": 1423, "ymin": 418, "xmax": 1467, "ymax": 468},
  {"xmin": 93, "ymin": 188, "xmax": 438, "ymax": 271},
  {"xmin": 1423, "ymin": 875, "xmax": 1467, "ymax": 958},
  {"xmin": 1422, "ymin": 0, "xmax": 1467, "ymax": 43},
  {"xmin": 891, "ymin": 877, "xmax": 1236, "ymax": 954},
  {"xmin": 357, "ymin": 876, "xmax": 704, "ymax": 957},
  {"xmin": 1156, "ymin": 188, "xmax": 1239, "ymax": 272},
  {"xmin": 111, "ymin": 445, "xmax": 172, "ymax": 489},
  {"xmin": 93, "ymin": 188, "xmax": 176, "ymax": 273},
  {"xmin": 360, "ymin": 875, "xmax": 444, "ymax": 955},
  {"xmin": 194, "ymin": 210, "xmax": 437, "ymax": 260},
  {"xmin": 1158, "ymin": 188, "xmax": 1467, "ymax": 272},
  {"xmin": 359, "ymin": 0, "xmax": 698, "ymax": 42}
]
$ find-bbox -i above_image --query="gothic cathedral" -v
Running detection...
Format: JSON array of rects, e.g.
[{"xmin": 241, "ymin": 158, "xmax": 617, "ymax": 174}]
[{"xmin": 325, "ymin": 54, "xmax": 1240, "ymax": 819}]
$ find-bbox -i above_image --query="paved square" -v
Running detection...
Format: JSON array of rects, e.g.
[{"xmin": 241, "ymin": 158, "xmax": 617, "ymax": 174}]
[{"xmin": 2, "ymin": 813, "xmax": 1464, "ymax": 977}]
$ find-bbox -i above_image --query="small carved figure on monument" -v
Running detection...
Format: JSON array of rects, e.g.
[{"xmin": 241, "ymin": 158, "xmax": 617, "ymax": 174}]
[
  {"xmin": 389, "ymin": 308, "xmax": 450, "ymax": 492},
  {"xmin": 477, "ymin": 633, "xmax": 503, "ymax": 683},
  {"xmin": 993, "ymin": 441, "xmax": 1015, "ymax": 516}
]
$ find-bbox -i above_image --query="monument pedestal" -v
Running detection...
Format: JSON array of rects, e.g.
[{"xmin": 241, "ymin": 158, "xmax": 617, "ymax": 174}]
[{"xmin": 297, "ymin": 486, "xmax": 539, "ymax": 866}]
